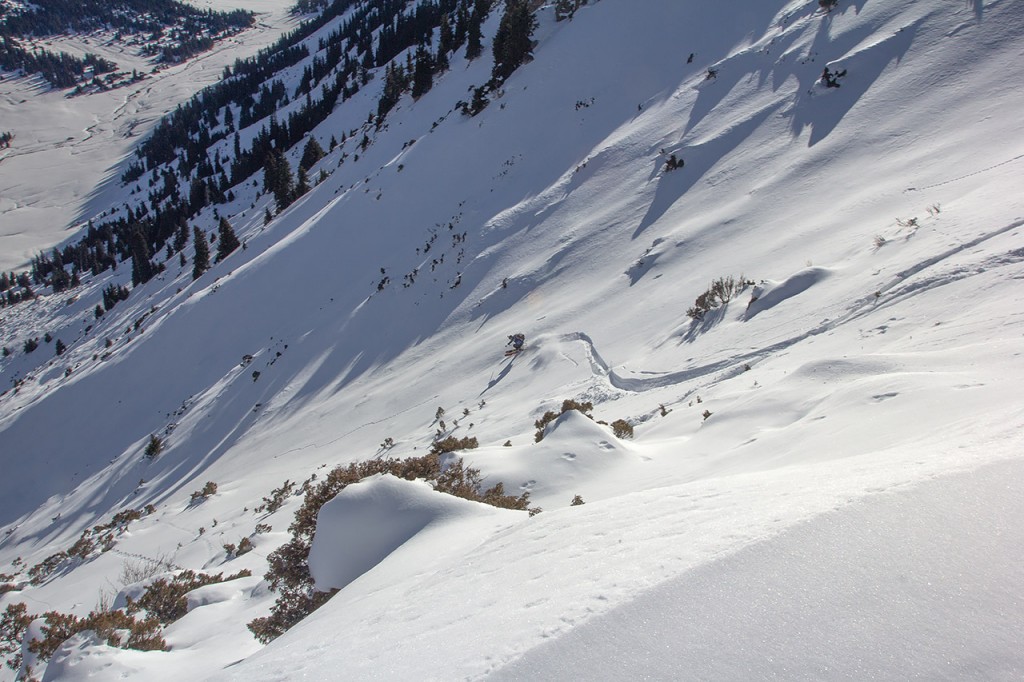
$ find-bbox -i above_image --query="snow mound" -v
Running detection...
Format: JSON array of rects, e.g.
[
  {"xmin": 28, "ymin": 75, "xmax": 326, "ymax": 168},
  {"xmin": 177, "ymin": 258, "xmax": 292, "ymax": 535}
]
[
  {"xmin": 307, "ymin": 474, "xmax": 521, "ymax": 592},
  {"xmin": 42, "ymin": 632, "xmax": 148, "ymax": 682},
  {"xmin": 473, "ymin": 410, "xmax": 637, "ymax": 509},
  {"xmin": 543, "ymin": 408, "xmax": 622, "ymax": 449},
  {"xmin": 745, "ymin": 266, "xmax": 833, "ymax": 319}
]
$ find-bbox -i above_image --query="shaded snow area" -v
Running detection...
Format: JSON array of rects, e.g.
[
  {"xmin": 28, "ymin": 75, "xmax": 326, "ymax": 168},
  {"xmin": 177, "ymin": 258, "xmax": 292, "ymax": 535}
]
[{"xmin": 1, "ymin": 0, "xmax": 1023, "ymax": 680}]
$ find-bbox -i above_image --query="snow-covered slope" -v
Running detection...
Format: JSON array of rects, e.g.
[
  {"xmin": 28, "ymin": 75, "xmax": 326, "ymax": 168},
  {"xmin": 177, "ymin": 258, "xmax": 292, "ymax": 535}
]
[{"xmin": 1, "ymin": 0, "xmax": 1023, "ymax": 679}]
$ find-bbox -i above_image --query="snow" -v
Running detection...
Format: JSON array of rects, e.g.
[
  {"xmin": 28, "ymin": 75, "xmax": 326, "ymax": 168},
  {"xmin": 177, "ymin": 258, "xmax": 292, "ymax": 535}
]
[
  {"xmin": 308, "ymin": 474, "xmax": 523, "ymax": 593},
  {"xmin": 1, "ymin": 0, "xmax": 1023, "ymax": 679},
  {"xmin": 493, "ymin": 457, "xmax": 1024, "ymax": 681}
]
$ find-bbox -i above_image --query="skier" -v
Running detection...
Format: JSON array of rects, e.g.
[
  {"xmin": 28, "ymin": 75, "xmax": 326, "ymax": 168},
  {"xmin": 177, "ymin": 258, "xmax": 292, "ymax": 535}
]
[{"xmin": 506, "ymin": 333, "xmax": 526, "ymax": 354}]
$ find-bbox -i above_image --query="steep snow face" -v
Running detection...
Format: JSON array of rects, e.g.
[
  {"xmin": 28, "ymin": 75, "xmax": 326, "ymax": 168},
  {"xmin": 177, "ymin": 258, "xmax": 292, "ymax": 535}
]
[{"xmin": 1, "ymin": 0, "xmax": 1023, "ymax": 680}]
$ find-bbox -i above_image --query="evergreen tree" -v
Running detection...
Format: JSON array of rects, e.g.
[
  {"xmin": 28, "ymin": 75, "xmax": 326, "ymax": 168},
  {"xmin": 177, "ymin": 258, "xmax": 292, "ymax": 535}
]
[
  {"xmin": 189, "ymin": 176, "xmax": 209, "ymax": 214},
  {"xmin": 263, "ymin": 149, "xmax": 295, "ymax": 211},
  {"xmin": 192, "ymin": 227, "xmax": 210, "ymax": 279},
  {"xmin": 128, "ymin": 230, "xmax": 155, "ymax": 286},
  {"xmin": 492, "ymin": 0, "xmax": 537, "ymax": 82},
  {"xmin": 215, "ymin": 217, "xmax": 240, "ymax": 262},
  {"xmin": 437, "ymin": 13, "xmax": 454, "ymax": 71},
  {"xmin": 299, "ymin": 136, "xmax": 325, "ymax": 171},
  {"xmin": 412, "ymin": 44, "xmax": 435, "ymax": 99},
  {"xmin": 295, "ymin": 166, "xmax": 311, "ymax": 197},
  {"xmin": 465, "ymin": 6, "xmax": 484, "ymax": 61}
]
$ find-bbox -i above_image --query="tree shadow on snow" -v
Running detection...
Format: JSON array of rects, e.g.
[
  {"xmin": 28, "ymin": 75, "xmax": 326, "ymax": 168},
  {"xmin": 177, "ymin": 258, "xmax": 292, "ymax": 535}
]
[
  {"xmin": 633, "ymin": 102, "xmax": 782, "ymax": 240},
  {"xmin": 788, "ymin": 14, "xmax": 920, "ymax": 146},
  {"xmin": 677, "ymin": 304, "xmax": 730, "ymax": 344}
]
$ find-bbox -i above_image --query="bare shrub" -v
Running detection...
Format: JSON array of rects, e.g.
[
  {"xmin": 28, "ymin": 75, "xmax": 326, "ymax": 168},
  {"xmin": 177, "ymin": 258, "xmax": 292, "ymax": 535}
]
[
  {"xmin": 429, "ymin": 435, "xmax": 478, "ymax": 455},
  {"xmin": 610, "ymin": 419, "xmax": 634, "ymax": 439},
  {"xmin": 126, "ymin": 569, "xmax": 251, "ymax": 625},
  {"xmin": 190, "ymin": 481, "xmax": 218, "ymax": 502},
  {"xmin": 686, "ymin": 275, "xmax": 751, "ymax": 321},
  {"xmin": 1, "ymin": 602, "xmax": 33, "ymax": 671},
  {"xmin": 119, "ymin": 554, "xmax": 175, "ymax": 585},
  {"xmin": 28, "ymin": 608, "xmax": 166, "ymax": 662},
  {"xmin": 255, "ymin": 480, "xmax": 296, "ymax": 514},
  {"xmin": 570, "ymin": 495, "xmax": 585, "ymax": 506},
  {"xmin": 28, "ymin": 552, "xmax": 68, "ymax": 585}
]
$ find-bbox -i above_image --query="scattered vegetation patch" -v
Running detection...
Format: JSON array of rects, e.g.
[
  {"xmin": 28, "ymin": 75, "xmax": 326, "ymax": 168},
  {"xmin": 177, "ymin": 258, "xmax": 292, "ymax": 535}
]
[
  {"xmin": 534, "ymin": 399, "xmax": 594, "ymax": 442},
  {"xmin": 686, "ymin": 275, "xmax": 753, "ymax": 321},
  {"xmin": 190, "ymin": 481, "xmax": 218, "ymax": 502},
  {"xmin": 0, "ymin": 602, "xmax": 166, "ymax": 671},
  {"xmin": 429, "ymin": 435, "xmax": 479, "ymax": 456},
  {"xmin": 255, "ymin": 480, "xmax": 297, "ymax": 514},
  {"xmin": 610, "ymin": 419, "xmax": 634, "ymax": 439},
  {"xmin": 125, "ymin": 569, "xmax": 252, "ymax": 625},
  {"xmin": 1, "ymin": 603, "xmax": 33, "ymax": 673},
  {"xmin": 248, "ymin": 453, "xmax": 534, "ymax": 644},
  {"xmin": 144, "ymin": 434, "xmax": 164, "ymax": 459}
]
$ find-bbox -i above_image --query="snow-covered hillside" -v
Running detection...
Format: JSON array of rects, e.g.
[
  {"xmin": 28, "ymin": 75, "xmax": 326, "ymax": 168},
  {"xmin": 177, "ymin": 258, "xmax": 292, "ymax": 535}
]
[{"xmin": 1, "ymin": 0, "xmax": 1023, "ymax": 679}]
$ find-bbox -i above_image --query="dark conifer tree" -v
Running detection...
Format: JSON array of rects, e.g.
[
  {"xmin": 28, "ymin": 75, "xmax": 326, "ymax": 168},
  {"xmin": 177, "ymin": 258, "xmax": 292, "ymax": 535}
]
[
  {"xmin": 189, "ymin": 176, "xmax": 209, "ymax": 214},
  {"xmin": 296, "ymin": 166, "xmax": 311, "ymax": 197},
  {"xmin": 437, "ymin": 13, "xmax": 454, "ymax": 71},
  {"xmin": 192, "ymin": 226, "xmax": 210, "ymax": 279},
  {"xmin": 299, "ymin": 136, "xmax": 325, "ymax": 171},
  {"xmin": 465, "ymin": 6, "xmax": 484, "ymax": 61},
  {"xmin": 412, "ymin": 44, "xmax": 435, "ymax": 99},
  {"xmin": 492, "ymin": 0, "xmax": 536, "ymax": 82},
  {"xmin": 128, "ymin": 230, "xmax": 155, "ymax": 286},
  {"xmin": 215, "ymin": 217, "xmax": 240, "ymax": 262},
  {"xmin": 263, "ymin": 148, "xmax": 295, "ymax": 211}
]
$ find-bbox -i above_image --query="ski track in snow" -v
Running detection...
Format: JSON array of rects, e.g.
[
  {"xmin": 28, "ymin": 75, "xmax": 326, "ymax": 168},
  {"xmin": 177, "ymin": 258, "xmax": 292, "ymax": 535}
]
[{"xmin": 559, "ymin": 217, "xmax": 1024, "ymax": 397}]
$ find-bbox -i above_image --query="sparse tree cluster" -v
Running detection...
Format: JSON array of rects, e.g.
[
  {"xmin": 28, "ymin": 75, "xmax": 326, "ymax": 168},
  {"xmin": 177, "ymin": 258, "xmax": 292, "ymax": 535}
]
[{"xmin": 491, "ymin": 0, "xmax": 537, "ymax": 83}]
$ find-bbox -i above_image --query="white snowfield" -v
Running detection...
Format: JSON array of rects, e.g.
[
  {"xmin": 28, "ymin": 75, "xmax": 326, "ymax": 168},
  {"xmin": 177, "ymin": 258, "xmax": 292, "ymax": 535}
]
[{"xmin": 1, "ymin": 0, "xmax": 1023, "ymax": 680}]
